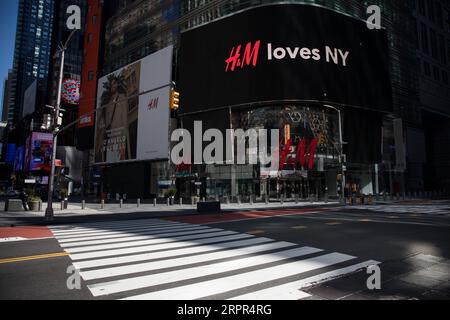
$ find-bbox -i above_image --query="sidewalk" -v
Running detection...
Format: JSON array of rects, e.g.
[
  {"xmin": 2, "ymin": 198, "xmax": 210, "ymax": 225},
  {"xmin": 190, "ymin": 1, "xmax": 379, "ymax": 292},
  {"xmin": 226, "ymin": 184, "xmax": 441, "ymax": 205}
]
[
  {"xmin": 0, "ymin": 200, "xmax": 340, "ymax": 218},
  {"xmin": 0, "ymin": 200, "xmax": 343, "ymax": 227}
]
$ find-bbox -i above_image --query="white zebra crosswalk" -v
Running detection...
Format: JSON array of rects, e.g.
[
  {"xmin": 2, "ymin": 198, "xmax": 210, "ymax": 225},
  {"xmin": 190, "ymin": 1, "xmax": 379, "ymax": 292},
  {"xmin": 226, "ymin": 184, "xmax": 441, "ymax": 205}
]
[
  {"xmin": 347, "ymin": 205, "xmax": 450, "ymax": 216},
  {"xmin": 50, "ymin": 218, "xmax": 380, "ymax": 300}
]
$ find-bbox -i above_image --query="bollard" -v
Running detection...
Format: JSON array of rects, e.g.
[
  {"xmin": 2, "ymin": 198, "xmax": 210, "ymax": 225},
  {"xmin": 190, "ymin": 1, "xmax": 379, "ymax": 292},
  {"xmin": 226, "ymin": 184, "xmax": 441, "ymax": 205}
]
[
  {"xmin": 153, "ymin": 198, "xmax": 157, "ymax": 207},
  {"xmin": 120, "ymin": 199, "xmax": 123, "ymax": 209},
  {"xmin": 237, "ymin": 196, "xmax": 242, "ymax": 205},
  {"xmin": 179, "ymin": 198, "xmax": 183, "ymax": 206},
  {"xmin": 192, "ymin": 197, "xmax": 195, "ymax": 206},
  {"xmin": 38, "ymin": 201, "xmax": 42, "ymax": 212},
  {"xmin": 167, "ymin": 198, "xmax": 170, "ymax": 206},
  {"xmin": 82, "ymin": 200, "xmax": 86, "ymax": 210},
  {"xmin": 101, "ymin": 200, "xmax": 105, "ymax": 209},
  {"xmin": 137, "ymin": 199, "xmax": 141, "ymax": 208},
  {"xmin": 265, "ymin": 195, "xmax": 269, "ymax": 205},
  {"xmin": 324, "ymin": 193, "xmax": 329, "ymax": 204},
  {"xmin": 61, "ymin": 201, "xmax": 65, "ymax": 211},
  {"xmin": 226, "ymin": 196, "xmax": 230, "ymax": 205},
  {"xmin": 250, "ymin": 195, "xmax": 254, "ymax": 205}
]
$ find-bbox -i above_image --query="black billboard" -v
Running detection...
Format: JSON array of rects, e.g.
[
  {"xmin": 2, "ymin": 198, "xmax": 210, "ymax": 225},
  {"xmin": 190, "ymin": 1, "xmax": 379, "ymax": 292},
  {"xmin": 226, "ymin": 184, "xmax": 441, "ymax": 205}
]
[{"xmin": 179, "ymin": 4, "xmax": 393, "ymax": 114}]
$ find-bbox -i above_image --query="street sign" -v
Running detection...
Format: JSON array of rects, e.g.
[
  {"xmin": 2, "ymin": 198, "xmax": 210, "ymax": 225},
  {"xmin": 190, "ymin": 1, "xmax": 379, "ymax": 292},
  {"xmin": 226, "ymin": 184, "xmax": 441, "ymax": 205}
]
[{"xmin": 25, "ymin": 179, "xmax": 37, "ymax": 184}]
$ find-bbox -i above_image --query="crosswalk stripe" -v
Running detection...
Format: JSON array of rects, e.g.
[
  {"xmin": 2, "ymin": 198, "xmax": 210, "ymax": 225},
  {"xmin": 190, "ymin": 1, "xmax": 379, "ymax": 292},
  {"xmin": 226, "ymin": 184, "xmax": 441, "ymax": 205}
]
[
  {"xmin": 81, "ymin": 241, "xmax": 295, "ymax": 280},
  {"xmin": 54, "ymin": 223, "xmax": 194, "ymax": 239},
  {"xmin": 50, "ymin": 219, "xmax": 173, "ymax": 232},
  {"xmin": 70, "ymin": 233, "xmax": 254, "ymax": 261},
  {"xmin": 59, "ymin": 225, "xmax": 212, "ymax": 245},
  {"xmin": 52, "ymin": 217, "xmax": 174, "ymax": 227},
  {"xmin": 65, "ymin": 230, "xmax": 237, "ymax": 254},
  {"xmin": 121, "ymin": 252, "xmax": 355, "ymax": 300},
  {"xmin": 89, "ymin": 246, "xmax": 323, "ymax": 297},
  {"xmin": 64, "ymin": 228, "xmax": 226, "ymax": 252},
  {"xmin": 73, "ymin": 237, "xmax": 269, "ymax": 269},
  {"xmin": 229, "ymin": 260, "xmax": 380, "ymax": 300}
]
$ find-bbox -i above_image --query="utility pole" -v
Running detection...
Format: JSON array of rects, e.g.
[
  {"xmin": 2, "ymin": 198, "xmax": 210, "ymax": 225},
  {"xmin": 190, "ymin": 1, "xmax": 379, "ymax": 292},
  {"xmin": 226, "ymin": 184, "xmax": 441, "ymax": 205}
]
[
  {"xmin": 324, "ymin": 105, "xmax": 346, "ymax": 204},
  {"xmin": 45, "ymin": 30, "xmax": 77, "ymax": 221}
]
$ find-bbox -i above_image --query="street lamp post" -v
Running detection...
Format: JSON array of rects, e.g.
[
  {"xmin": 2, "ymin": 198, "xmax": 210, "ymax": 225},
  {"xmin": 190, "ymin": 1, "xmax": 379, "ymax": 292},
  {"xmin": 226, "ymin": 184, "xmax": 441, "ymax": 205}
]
[
  {"xmin": 324, "ymin": 105, "xmax": 346, "ymax": 205},
  {"xmin": 45, "ymin": 30, "xmax": 77, "ymax": 221}
]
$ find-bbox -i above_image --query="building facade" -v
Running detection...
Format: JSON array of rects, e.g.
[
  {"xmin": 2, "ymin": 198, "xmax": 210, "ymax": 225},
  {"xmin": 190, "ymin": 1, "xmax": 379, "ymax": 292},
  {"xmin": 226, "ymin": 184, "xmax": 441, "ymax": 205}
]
[{"xmin": 80, "ymin": 0, "xmax": 449, "ymax": 200}]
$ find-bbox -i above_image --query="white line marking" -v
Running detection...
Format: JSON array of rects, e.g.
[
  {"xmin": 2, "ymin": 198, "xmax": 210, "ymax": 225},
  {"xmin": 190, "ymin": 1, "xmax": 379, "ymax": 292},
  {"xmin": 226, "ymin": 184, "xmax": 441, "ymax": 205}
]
[
  {"xmin": 89, "ymin": 247, "xmax": 323, "ymax": 297},
  {"xmin": 59, "ymin": 226, "xmax": 211, "ymax": 244},
  {"xmin": 81, "ymin": 241, "xmax": 294, "ymax": 280},
  {"xmin": 70, "ymin": 233, "xmax": 254, "ymax": 261},
  {"xmin": 64, "ymin": 228, "xmax": 226, "ymax": 252},
  {"xmin": 54, "ymin": 223, "xmax": 192, "ymax": 238},
  {"xmin": 73, "ymin": 237, "xmax": 267, "ymax": 269},
  {"xmin": 50, "ymin": 219, "xmax": 173, "ymax": 232},
  {"xmin": 229, "ymin": 260, "xmax": 380, "ymax": 300},
  {"xmin": 66, "ymin": 230, "xmax": 236, "ymax": 253},
  {"xmin": 121, "ymin": 252, "xmax": 355, "ymax": 300}
]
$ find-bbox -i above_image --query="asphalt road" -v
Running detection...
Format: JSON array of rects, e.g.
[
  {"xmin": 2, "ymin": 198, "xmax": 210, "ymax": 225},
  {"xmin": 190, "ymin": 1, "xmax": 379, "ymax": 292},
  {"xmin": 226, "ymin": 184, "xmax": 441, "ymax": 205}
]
[{"xmin": 0, "ymin": 205, "xmax": 449, "ymax": 300}]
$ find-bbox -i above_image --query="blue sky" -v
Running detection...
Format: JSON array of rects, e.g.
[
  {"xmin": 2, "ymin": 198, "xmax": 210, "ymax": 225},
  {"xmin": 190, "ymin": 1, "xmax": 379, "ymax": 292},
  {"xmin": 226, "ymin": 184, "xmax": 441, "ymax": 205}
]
[{"xmin": 0, "ymin": 0, "xmax": 19, "ymax": 119}]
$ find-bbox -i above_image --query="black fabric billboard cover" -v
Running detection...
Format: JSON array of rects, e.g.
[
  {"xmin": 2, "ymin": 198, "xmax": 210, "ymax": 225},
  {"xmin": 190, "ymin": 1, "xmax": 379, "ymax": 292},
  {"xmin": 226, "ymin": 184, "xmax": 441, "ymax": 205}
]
[{"xmin": 179, "ymin": 4, "xmax": 393, "ymax": 114}]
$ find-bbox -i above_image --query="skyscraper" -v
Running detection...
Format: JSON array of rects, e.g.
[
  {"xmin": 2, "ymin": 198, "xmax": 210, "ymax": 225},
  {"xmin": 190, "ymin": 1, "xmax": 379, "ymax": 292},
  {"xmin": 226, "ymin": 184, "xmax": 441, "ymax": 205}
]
[{"xmin": 9, "ymin": 0, "xmax": 55, "ymax": 124}]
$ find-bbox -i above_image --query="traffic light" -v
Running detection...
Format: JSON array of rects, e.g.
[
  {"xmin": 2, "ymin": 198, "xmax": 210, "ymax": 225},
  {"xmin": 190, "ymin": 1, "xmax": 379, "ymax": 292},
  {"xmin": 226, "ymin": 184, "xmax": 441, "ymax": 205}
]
[{"xmin": 170, "ymin": 89, "xmax": 180, "ymax": 110}]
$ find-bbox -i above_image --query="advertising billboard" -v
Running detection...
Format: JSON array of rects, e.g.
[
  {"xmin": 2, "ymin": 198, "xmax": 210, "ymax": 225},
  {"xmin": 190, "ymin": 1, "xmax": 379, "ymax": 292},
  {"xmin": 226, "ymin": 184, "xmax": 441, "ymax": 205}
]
[
  {"xmin": 94, "ymin": 46, "xmax": 173, "ymax": 164},
  {"xmin": 179, "ymin": 4, "xmax": 393, "ymax": 114},
  {"xmin": 29, "ymin": 132, "xmax": 53, "ymax": 172}
]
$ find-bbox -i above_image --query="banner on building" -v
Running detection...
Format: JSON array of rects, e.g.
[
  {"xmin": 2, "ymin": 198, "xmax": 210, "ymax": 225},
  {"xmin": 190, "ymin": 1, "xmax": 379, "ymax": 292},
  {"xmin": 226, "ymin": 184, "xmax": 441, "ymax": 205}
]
[{"xmin": 94, "ymin": 46, "xmax": 173, "ymax": 164}]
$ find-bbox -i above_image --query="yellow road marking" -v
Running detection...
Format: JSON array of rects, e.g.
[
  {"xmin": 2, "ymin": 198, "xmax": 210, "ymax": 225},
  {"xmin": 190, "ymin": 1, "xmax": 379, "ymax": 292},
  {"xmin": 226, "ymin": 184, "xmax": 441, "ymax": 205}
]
[
  {"xmin": 359, "ymin": 219, "xmax": 373, "ymax": 222},
  {"xmin": 0, "ymin": 252, "xmax": 69, "ymax": 265},
  {"xmin": 247, "ymin": 230, "xmax": 265, "ymax": 235},
  {"xmin": 292, "ymin": 226, "xmax": 307, "ymax": 230}
]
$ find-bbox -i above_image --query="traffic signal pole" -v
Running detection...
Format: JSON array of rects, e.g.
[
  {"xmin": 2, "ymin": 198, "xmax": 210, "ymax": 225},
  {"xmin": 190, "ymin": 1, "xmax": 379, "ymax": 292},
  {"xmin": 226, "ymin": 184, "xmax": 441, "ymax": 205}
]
[
  {"xmin": 45, "ymin": 30, "xmax": 76, "ymax": 221},
  {"xmin": 324, "ymin": 105, "xmax": 346, "ymax": 205}
]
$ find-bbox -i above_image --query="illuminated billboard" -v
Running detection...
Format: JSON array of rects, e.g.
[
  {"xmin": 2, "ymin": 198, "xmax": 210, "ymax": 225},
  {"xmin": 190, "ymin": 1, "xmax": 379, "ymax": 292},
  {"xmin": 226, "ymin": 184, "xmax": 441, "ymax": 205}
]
[
  {"xmin": 29, "ymin": 132, "xmax": 53, "ymax": 172},
  {"xmin": 179, "ymin": 4, "xmax": 392, "ymax": 114}
]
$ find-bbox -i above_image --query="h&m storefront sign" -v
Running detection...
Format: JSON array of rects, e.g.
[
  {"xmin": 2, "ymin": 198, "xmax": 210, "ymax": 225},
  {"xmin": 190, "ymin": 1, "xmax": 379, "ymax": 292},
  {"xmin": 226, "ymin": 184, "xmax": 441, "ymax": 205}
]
[{"xmin": 179, "ymin": 4, "xmax": 393, "ymax": 114}]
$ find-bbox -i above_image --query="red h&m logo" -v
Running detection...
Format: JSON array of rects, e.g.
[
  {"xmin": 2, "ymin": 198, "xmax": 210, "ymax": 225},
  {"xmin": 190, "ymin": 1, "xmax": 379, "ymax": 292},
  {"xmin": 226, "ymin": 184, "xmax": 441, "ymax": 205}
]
[
  {"xmin": 279, "ymin": 138, "xmax": 318, "ymax": 171},
  {"xmin": 148, "ymin": 98, "xmax": 159, "ymax": 110},
  {"xmin": 225, "ymin": 40, "xmax": 261, "ymax": 72}
]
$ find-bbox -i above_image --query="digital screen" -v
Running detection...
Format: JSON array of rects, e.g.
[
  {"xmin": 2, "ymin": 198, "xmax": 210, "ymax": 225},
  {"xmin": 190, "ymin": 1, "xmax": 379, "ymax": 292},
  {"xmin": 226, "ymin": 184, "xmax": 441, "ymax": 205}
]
[
  {"xmin": 29, "ymin": 132, "xmax": 53, "ymax": 172},
  {"xmin": 179, "ymin": 4, "xmax": 393, "ymax": 114}
]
